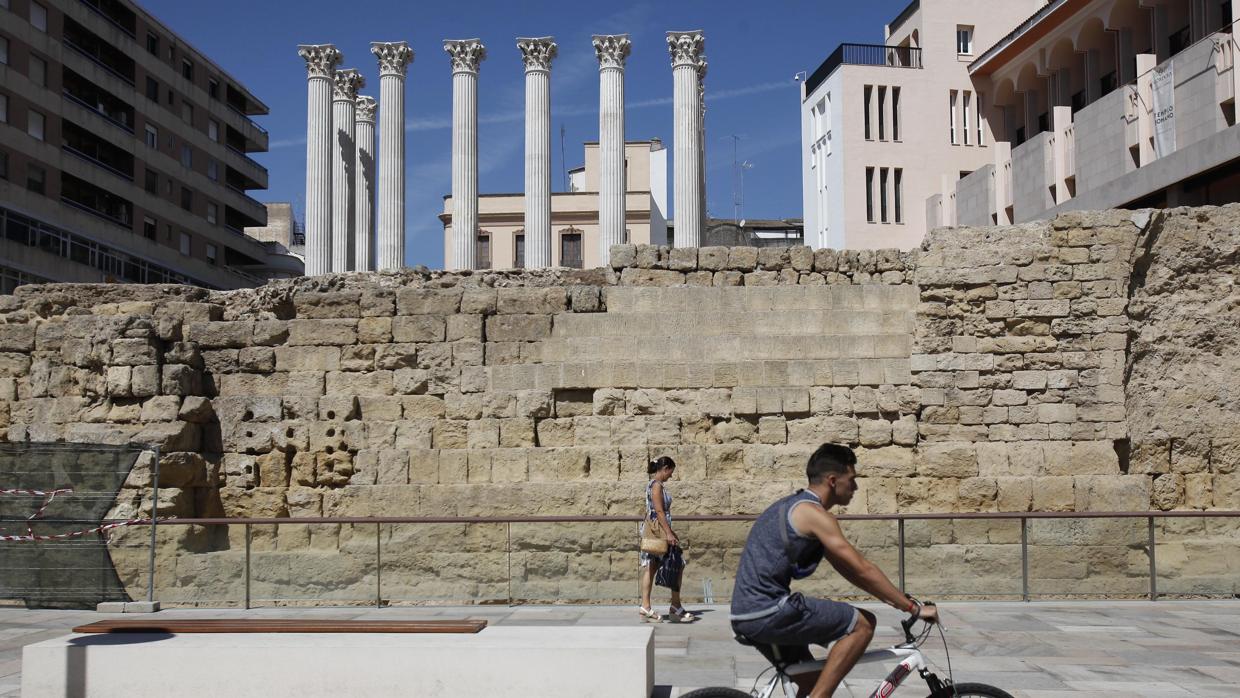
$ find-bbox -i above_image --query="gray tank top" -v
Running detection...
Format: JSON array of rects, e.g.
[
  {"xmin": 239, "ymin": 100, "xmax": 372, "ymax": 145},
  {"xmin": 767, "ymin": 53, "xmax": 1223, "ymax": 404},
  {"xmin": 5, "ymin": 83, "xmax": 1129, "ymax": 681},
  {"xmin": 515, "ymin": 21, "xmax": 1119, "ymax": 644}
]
[{"xmin": 730, "ymin": 490, "xmax": 826, "ymax": 620}]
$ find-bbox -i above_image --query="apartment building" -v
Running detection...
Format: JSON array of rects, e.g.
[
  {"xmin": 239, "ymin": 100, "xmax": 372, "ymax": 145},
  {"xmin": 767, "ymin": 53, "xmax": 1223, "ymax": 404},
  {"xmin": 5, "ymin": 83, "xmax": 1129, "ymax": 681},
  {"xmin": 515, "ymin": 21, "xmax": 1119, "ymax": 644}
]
[
  {"xmin": 0, "ymin": 0, "xmax": 300, "ymax": 292},
  {"xmin": 800, "ymin": 0, "xmax": 1045, "ymax": 250},
  {"xmin": 943, "ymin": 0, "xmax": 1240, "ymax": 227},
  {"xmin": 442, "ymin": 140, "xmax": 667, "ymax": 269}
]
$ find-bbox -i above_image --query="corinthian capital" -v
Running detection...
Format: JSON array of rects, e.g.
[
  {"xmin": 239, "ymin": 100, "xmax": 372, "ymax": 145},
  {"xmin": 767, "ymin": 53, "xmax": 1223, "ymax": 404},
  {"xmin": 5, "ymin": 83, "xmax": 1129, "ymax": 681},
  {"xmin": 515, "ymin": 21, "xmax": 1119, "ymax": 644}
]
[
  {"xmin": 444, "ymin": 39, "xmax": 487, "ymax": 74},
  {"xmin": 517, "ymin": 37, "xmax": 558, "ymax": 72},
  {"xmin": 356, "ymin": 95, "xmax": 378, "ymax": 122},
  {"xmin": 371, "ymin": 41, "xmax": 414, "ymax": 77},
  {"xmin": 333, "ymin": 69, "xmax": 365, "ymax": 101},
  {"xmin": 666, "ymin": 31, "xmax": 705, "ymax": 68},
  {"xmin": 298, "ymin": 44, "xmax": 341, "ymax": 79},
  {"xmin": 592, "ymin": 34, "xmax": 631, "ymax": 70}
]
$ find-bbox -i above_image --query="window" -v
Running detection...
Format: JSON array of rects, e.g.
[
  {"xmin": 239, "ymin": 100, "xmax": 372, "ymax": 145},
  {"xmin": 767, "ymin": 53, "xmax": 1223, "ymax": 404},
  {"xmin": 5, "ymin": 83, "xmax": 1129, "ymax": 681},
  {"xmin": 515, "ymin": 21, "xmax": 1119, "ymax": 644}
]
[
  {"xmin": 146, "ymin": 77, "xmax": 159, "ymax": 101},
  {"xmin": 208, "ymin": 120, "xmax": 219, "ymax": 142},
  {"xmin": 208, "ymin": 78, "xmax": 220, "ymax": 100},
  {"xmin": 879, "ymin": 167, "xmax": 889, "ymax": 223},
  {"xmin": 949, "ymin": 91, "xmax": 958, "ymax": 144},
  {"xmin": 877, "ymin": 86, "xmax": 887, "ymax": 141},
  {"xmin": 144, "ymin": 169, "xmax": 157, "ymax": 194},
  {"xmin": 514, "ymin": 233, "xmax": 525, "ymax": 268},
  {"xmin": 166, "ymin": 88, "xmax": 173, "ymax": 105},
  {"xmin": 164, "ymin": 178, "xmax": 172, "ymax": 195},
  {"xmin": 28, "ymin": 110, "xmax": 45, "ymax": 141},
  {"xmin": 0, "ymin": 152, "xmax": 7, "ymax": 180},
  {"xmin": 180, "ymin": 186, "xmax": 192, "ymax": 211},
  {"xmin": 181, "ymin": 59, "xmax": 194, "ymax": 81},
  {"xmin": 143, "ymin": 216, "xmax": 157, "ymax": 240},
  {"xmin": 863, "ymin": 85, "xmax": 873, "ymax": 140},
  {"xmin": 0, "ymin": 93, "xmax": 7, "ymax": 123},
  {"xmin": 30, "ymin": 2, "xmax": 47, "ymax": 32},
  {"xmin": 0, "ymin": 37, "xmax": 8, "ymax": 65},
  {"xmin": 956, "ymin": 26, "xmax": 973, "ymax": 54},
  {"xmin": 181, "ymin": 100, "xmax": 193, "ymax": 124},
  {"xmin": 206, "ymin": 243, "xmax": 217, "ymax": 265},
  {"xmin": 962, "ymin": 92, "xmax": 972, "ymax": 145},
  {"xmin": 560, "ymin": 231, "xmax": 583, "ymax": 268},
  {"xmin": 168, "ymin": 45, "xmax": 175, "ymax": 62},
  {"xmin": 146, "ymin": 33, "xmax": 159, "ymax": 56},
  {"xmin": 976, "ymin": 93, "xmax": 984, "ymax": 145},
  {"xmin": 865, "ymin": 167, "xmax": 875, "ymax": 223},
  {"xmin": 206, "ymin": 202, "xmax": 217, "ymax": 225},
  {"xmin": 892, "ymin": 87, "xmax": 901, "ymax": 141},
  {"xmin": 181, "ymin": 143, "xmax": 192, "ymax": 168},
  {"xmin": 29, "ymin": 55, "xmax": 46, "ymax": 87},
  {"xmin": 475, "ymin": 232, "xmax": 491, "ymax": 269},
  {"xmin": 207, "ymin": 159, "xmax": 218, "ymax": 181},
  {"xmin": 179, "ymin": 232, "xmax": 191, "ymax": 256},
  {"xmin": 27, "ymin": 165, "xmax": 45, "ymax": 195},
  {"xmin": 145, "ymin": 124, "xmax": 158, "ymax": 148},
  {"xmin": 894, "ymin": 168, "xmax": 903, "ymax": 224}
]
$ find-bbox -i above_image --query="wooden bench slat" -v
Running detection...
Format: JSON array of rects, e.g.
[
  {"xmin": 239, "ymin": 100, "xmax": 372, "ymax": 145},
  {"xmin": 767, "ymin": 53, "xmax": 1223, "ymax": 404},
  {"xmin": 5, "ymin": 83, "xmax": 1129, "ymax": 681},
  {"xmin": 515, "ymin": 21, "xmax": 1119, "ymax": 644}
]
[{"xmin": 73, "ymin": 619, "xmax": 487, "ymax": 634}]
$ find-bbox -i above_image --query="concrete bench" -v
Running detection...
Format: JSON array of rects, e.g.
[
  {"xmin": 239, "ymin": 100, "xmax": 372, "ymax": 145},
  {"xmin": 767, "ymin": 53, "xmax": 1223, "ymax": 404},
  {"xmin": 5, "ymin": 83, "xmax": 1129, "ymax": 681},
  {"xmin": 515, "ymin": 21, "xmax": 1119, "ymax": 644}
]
[{"xmin": 22, "ymin": 619, "xmax": 654, "ymax": 698}]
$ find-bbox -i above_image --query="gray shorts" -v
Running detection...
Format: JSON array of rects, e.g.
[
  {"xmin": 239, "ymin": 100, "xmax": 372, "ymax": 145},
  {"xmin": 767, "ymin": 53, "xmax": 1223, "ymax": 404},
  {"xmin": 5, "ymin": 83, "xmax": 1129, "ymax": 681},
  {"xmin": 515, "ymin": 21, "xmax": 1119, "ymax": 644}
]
[{"xmin": 731, "ymin": 593, "xmax": 859, "ymax": 666}]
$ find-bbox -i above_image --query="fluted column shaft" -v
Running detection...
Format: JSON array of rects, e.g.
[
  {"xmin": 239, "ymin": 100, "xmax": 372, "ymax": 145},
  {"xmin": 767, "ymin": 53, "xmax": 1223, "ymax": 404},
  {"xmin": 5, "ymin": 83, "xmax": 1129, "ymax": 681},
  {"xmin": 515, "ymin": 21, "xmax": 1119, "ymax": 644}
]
[
  {"xmin": 519, "ymin": 37, "xmax": 557, "ymax": 269},
  {"xmin": 593, "ymin": 35, "xmax": 631, "ymax": 266},
  {"xmin": 668, "ymin": 31, "xmax": 705, "ymax": 248},
  {"xmin": 298, "ymin": 44, "xmax": 341, "ymax": 276},
  {"xmin": 445, "ymin": 40, "xmax": 486, "ymax": 270},
  {"xmin": 372, "ymin": 42, "xmax": 414, "ymax": 271},
  {"xmin": 331, "ymin": 69, "xmax": 364, "ymax": 272},
  {"xmin": 353, "ymin": 96, "xmax": 377, "ymax": 272}
]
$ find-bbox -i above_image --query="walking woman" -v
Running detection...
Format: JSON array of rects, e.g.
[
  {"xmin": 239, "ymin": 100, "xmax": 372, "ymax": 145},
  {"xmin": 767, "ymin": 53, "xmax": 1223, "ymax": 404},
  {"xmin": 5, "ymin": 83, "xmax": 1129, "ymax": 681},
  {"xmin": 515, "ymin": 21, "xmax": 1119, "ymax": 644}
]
[{"xmin": 639, "ymin": 456, "xmax": 698, "ymax": 623}]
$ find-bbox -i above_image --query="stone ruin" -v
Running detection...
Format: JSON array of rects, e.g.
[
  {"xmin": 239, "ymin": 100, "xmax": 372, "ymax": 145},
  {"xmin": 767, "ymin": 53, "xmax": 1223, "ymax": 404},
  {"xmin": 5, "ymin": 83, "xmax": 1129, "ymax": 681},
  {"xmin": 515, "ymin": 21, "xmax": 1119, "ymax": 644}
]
[{"xmin": 0, "ymin": 205, "xmax": 1236, "ymax": 604}]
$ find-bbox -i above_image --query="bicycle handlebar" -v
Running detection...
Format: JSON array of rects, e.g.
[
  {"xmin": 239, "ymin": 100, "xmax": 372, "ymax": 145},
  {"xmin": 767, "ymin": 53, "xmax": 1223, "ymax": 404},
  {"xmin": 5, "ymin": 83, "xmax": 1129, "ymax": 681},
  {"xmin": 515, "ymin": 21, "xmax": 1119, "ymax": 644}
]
[{"xmin": 900, "ymin": 599, "xmax": 936, "ymax": 644}]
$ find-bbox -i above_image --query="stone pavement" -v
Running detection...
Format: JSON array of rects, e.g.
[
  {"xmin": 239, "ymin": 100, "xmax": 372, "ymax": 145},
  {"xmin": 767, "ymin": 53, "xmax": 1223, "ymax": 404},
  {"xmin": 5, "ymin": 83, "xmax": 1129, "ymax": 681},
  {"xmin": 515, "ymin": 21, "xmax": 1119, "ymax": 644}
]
[{"xmin": 1, "ymin": 600, "xmax": 1238, "ymax": 697}]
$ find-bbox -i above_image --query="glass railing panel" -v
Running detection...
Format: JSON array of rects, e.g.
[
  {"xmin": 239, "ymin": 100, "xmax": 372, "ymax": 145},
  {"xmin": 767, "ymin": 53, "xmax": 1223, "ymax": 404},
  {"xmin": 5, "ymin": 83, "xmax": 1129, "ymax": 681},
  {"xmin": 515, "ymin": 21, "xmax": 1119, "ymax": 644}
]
[
  {"xmin": 249, "ymin": 523, "xmax": 377, "ymax": 606},
  {"xmin": 1155, "ymin": 515, "xmax": 1240, "ymax": 597},
  {"xmin": 379, "ymin": 522, "xmax": 508, "ymax": 605},
  {"xmin": 899, "ymin": 518, "xmax": 1022, "ymax": 600},
  {"xmin": 147, "ymin": 523, "xmax": 243, "ymax": 606},
  {"xmin": 1026, "ymin": 516, "xmax": 1150, "ymax": 599}
]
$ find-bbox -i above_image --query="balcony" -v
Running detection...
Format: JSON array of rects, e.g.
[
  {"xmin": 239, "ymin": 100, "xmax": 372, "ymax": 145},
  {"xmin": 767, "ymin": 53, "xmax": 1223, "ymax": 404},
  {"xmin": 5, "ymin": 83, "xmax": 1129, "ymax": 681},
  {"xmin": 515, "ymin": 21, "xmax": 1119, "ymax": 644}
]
[
  {"xmin": 77, "ymin": 0, "xmax": 136, "ymax": 38},
  {"xmin": 62, "ymin": 17, "xmax": 135, "ymax": 86},
  {"xmin": 805, "ymin": 43, "xmax": 922, "ymax": 95}
]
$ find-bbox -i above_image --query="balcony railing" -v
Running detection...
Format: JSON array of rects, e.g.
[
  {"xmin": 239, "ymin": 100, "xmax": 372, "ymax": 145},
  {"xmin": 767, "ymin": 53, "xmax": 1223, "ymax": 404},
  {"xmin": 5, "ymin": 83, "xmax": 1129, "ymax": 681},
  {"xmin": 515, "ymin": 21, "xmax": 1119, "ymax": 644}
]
[
  {"xmin": 228, "ymin": 103, "xmax": 269, "ymax": 137},
  {"xmin": 62, "ymin": 144, "xmax": 134, "ymax": 182},
  {"xmin": 62, "ymin": 91, "xmax": 134, "ymax": 134},
  {"xmin": 62, "ymin": 37, "xmax": 135, "ymax": 86},
  {"xmin": 61, "ymin": 196, "xmax": 130, "ymax": 228},
  {"xmin": 226, "ymin": 145, "xmax": 267, "ymax": 177},
  {"xmin": 77, "ymin": 0, "xmax": 136, "ymax": 38},
  {"xmin": 806, "ymin": 43, "xmax": 922, "ymax": 95}
]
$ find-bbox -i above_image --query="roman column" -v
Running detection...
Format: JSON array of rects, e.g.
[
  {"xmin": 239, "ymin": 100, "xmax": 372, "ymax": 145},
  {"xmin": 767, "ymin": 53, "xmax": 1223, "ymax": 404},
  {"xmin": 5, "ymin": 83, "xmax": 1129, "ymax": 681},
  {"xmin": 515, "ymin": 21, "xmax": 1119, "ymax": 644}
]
[
  {"xmin": 668, "ymin": 31, "xmax": 705, "ymax": 248},
  {"xmin": 332, "ymin": 69, "xmax": 364, "ymax": 272},
  {"xmin": 444, "ymin": 39, "xmax": 486, "ymax": 270},
  {"xmin": 371, "ymin": 41, "xmax": 414, "ymax": 271},
  {"xmin": 518, "ymin": 37, "xmax": 557, "ymax": 268},
  {"xmin": 297, "ymin": 44, "xmax": 341, "ymax": 276},
  {"xmin": 697, "ymin": 57, "xmax": 708, "ymax": 233},
  {"xmin": 354, "ymin": 95, "xmax": 377, "ymax": 271},
  {"xmin": 593, "ymin": 34, "xmax": 631, "ymax": 266}
]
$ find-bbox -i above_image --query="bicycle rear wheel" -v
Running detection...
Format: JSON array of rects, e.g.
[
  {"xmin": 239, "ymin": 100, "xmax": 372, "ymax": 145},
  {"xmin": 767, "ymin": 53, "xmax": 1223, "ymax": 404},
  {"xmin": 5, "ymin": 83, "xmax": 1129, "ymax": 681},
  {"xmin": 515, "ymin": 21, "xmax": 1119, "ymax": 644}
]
[
  {"xmin": 934, "ymin": 683, "xmax": 1014, "ymax": 698},
  {"xmin": 678, "ymin": 688, "xmax": 752, "ymax": 698}
]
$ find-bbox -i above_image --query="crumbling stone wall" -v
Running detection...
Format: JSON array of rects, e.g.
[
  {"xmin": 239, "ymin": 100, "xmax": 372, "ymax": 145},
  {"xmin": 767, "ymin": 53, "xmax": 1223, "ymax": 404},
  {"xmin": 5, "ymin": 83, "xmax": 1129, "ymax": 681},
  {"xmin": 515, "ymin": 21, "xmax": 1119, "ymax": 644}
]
[{"xmin": 0, "ymin": 206, "xmax": 1236, "ymax": 603}]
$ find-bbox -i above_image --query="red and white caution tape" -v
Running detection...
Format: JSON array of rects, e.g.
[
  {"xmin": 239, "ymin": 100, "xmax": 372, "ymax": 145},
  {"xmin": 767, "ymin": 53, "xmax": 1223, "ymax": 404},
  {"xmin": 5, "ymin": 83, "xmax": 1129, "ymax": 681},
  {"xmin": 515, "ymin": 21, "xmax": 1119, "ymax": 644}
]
[{"xmin": 0, "ymin": 487, "xmax": 163, "ymax": 542}]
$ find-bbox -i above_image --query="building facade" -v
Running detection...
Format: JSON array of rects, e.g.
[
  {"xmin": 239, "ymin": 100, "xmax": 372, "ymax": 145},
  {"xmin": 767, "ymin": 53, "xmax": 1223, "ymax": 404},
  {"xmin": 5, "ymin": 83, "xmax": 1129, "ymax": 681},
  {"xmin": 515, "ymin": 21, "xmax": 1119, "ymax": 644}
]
[
  {"xmin": 0, "ymin": 0, "xmax": 300, "ymax": 292},
  {"xmin": 944, "ymin": 0, "xmax": 1240, "ymax": 227},
  {"xmin": 441, "ymin": 140, "xmax": 667, "ymax": 269},
  {"xmin": 800, "ymin": 0, "xmax": 1045, "ymax": 250}
]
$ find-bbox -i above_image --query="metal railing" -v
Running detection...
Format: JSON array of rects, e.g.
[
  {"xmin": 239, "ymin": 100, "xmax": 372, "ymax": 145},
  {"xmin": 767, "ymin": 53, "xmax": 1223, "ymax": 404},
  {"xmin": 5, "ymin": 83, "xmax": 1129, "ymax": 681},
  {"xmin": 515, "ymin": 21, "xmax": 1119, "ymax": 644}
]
[
  {"xmin": 228, "ymin": 103, "xmax": 269, "ymax": 137},
  {"xmin": 62, "ymin": 37, "xmax": 135, "ymax": 86},
  {"xmin": 112, "ymin": 510, "xmax": 1240, "ymax": 608},
  {"xmin": 806, "ymin": 44, "xmax": 922, "ymax": 95}
]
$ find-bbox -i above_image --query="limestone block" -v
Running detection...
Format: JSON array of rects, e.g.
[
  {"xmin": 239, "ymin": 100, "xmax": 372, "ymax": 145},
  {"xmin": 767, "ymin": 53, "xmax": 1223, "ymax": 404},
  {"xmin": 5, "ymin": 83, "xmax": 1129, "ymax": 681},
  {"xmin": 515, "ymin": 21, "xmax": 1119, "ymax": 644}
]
[
  {"xmin": 373, "ymin": 344, "xmax": 418, "ymax": 370},
  {"xmin": 1151, "ymin": 473, "xmax": 1184, "ymax": 510},
  {"xmin": 1031, "ymin": 476, "xmax": 1075, "ymax": 512},
  {"xmin": 458, "ymin": 288, "xmax": 497, "ymax": 314},
  {"xmin": 698, "ymin": 247, "xmax": 729, "ymax": 271},
  {"xmin": 1074, "ymin": 475, "xmax": 1150, "ymax": 511},
  {"xmin": 275, "ymin": 346, "xmax": 341, "ymax": 372},
  {"xmin": 858, "ymin": 419, "xmax": 893, "ymax": 447},
  {"xmin": 1213, "ymin": 474, "xmax": 1240, "ymax": 508},
  {"xmin": 293, "ymin": 291, "xmax": 361, "ymax": 319},
  {"xmin": 325, "ymin": 370, "xmax": 393, "ymax": 397},
  {"xmin": 990, "ymin": 389, "xmax": 1027, "ymax": 406},
  {"xmin": 713, "ymin": 419, "xmax": 756, "ymax": 444},
  {"xmin": 138, "ymin": 395, "xmax": 180, "ymax": 422},
  {"xmin": 433, "ymin": 420, "xmax": 468, "ymax": 449},
  {"xmin": 786, "ymin": 416, "xmax": 859, "ymax": 445},
  {"xmin": 620, "ymin": 268, "xmax": 685, "ymax": 286},
  {"xmin": 789, "ymin": 246, "xmax": 814, "ymax": 271},
  {"xmin": 1184, "ymin": 473, "xmax": 1213, "ymax": 509},
  {"xmin": 892, "ymin": 415, "xmax": 918, "ymax": 446},
  {"xmin": 498, "ymin": 418, "xmax": 536, "ymax": 448},
  {"xmin": 896, "ymin": 476, "xmax": 959, "ymax": 513},
  {"xmin": 995, "ymin": 477, "xmax": 1033, "ymax": 512},
  {"xmin": 256, "ymin": 450, "xmax": 290, "ymax": 488},
  {"xmin": 634, "ymin": 244, "xmax": 662, "ymax": 268},
  {"xmin": 355, "ymin": 317, "xmax": 393, "ymax": 344},
  {"xmin": 130, "ymin": 365, "xmax": 159, "ymax": 398},
  {"xmin": 593, "ymin": 388, "xmax": 625, "ymax": 415},
  {"xmin": 185, "ymin": 321, "xmax": 252, "ymax": 348},
  {"xmin": 486, "ymin": 315, "xmax": 551, "ymax": 342},
  {"xmin": 110, "ymin": 338, "xmax": 158, "ymax": 366},
  {"xmin": 249, "ymin": 320, "xmax": 289, "ymax": 346},
  {"xmin": 917, "ymin": 444, "xmax": 978, "ymax": 478},
  {"xmin": 340, "ymin": 345, "xmax": 376, "ymax": 372},
  {"xmin": 105, "ymin": 366, "xmax": 132, "ymax": 397},
  {"xmin": 609, "ymin": 244, "xmax": 637, "ymax": 269},
  {"xmin": 758, "ymin": 416, "xmax": 787, "ymax": 445},
  {"xmin": 1171, "ymin": 436, "xmax": 1210, "ymax": 474},
  {"xmin": 160, "ymin": 364, "xmax": 200, "ymax": 396},
  {"xmin": 392, "ymin": 316, "xmax": 446, "ymax": 342},
  {"xmin": 529, "ymin": 448, "xmax": 590, "ymax": 481},
  {"xmin": 957, "ymin": 477, "xmax": 999, "ymax": 511},
  {"xmin": 497, "ymin": 288, "xmax": 568, "ymax": 315},
  {"xmin": 468, "ymin": 419, "xmax": 500, "ymax": 449},
  {"xmin": 407, "ymin": 449, "xmax": 439, "ymax": 484},
  {"xmin": 134, "ymin": 420, "xmax": 200, "ymax": 452},
  {"xmin": 393, "ymin": 368, "xmax": 430, "ymax": 395},
  {"xmin": 357, "ymin": 396, "xmax": 402, "ymax": 422},
  {"xmin": 727, "ymin": 247, "xmax": 759, "ymax": 271},
  {"xmin": 238, "ymin": 347, "xmax": 276, "ymax": 372},
  {"xmin": 856, "ymin": 446, "xmax": 915, "ymax": 477},
  {"xmin": 714, "ymin": 270, "xmax": 743, "ymax": 286}
]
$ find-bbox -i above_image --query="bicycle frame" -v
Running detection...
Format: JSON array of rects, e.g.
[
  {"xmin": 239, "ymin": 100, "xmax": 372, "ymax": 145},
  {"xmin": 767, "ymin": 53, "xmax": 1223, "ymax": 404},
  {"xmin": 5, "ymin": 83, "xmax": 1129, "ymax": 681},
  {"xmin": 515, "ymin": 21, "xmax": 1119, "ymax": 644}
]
[{"xmin": 753, "ymin": 645, "xmax": 927, "ymax": 698}]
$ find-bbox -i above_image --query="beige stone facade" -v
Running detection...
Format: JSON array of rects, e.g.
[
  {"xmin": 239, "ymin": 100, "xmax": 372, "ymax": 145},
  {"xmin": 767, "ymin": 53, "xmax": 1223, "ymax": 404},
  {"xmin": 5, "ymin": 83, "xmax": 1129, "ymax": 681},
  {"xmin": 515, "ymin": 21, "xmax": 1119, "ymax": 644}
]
[{"xmin": 1, "ymin": 205, "xmax": 1238, "ymax": 603}]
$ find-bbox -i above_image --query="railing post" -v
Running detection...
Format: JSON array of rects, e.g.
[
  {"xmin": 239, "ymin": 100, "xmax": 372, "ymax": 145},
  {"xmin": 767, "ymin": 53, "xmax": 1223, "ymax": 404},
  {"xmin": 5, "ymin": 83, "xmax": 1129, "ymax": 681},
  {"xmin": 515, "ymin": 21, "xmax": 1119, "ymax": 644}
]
[
  {"xmin": 897, "ymin": 518, "xmax": 905, "ymax": 593},
  {"xmin": 147, "ymin": 446, "xmax": 160, "ymax": 603},
  {"xmin": 1148, "ymin": 516, "xmax": 1157, "ymax": 602},
  {"xmin": 507, "ymin": 522, "xmax": 513, "ymax": 607},
  {"xmin": 1021, "ymin": 517, "xmax": 1029, "ymax": 602},
  {"xmin": 244, "ymin": 523, "xmax": 251, "ymax": 610},
  {"xmin": 376, "ymin": 522, "xmax": 382, "ymax": 609}
]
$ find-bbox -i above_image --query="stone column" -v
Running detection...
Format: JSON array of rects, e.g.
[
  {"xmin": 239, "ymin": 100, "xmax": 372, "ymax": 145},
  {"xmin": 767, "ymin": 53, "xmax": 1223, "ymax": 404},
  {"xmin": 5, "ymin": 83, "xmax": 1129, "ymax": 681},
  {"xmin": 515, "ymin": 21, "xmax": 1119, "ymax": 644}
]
[
  {"xmin": 297, "ymin": 44, "xmax": 341, "ymax": 277},
  {"xmin": 593, "ymin": 34, "xmax": 631, "ymax": 266},
  {"xmin": 371, "ymin": 41, "xmax": 414, "ymax": 272},
  {"xmin": 697, "ymin": 57, "xmax": 708, "ymax": 231},
  {"xmin": 444, "ymin": 39, "xmax": 486, "ymax": 270},
  {"xmin": 353, "ymin": 95, "xmax": 377, "ymax": 272},
  {"xmin": 668, "ymin": 31, "xmax": 705, "ymax": 248},
  {"xmin": 518, "ymin": 37, "xmax": 557, "ymax": 269},
  {"xmin": 332, "ymin": 69, "xmax": 364, "ymax": 272}
]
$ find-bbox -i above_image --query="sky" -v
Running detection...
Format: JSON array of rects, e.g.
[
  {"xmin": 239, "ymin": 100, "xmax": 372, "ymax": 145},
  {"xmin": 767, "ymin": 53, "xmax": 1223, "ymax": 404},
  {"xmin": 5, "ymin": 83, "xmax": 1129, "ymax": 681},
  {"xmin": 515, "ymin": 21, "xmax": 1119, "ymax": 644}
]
[{"xmin": 141, "ymin": 0, "xmax": 912, "ymax": 268}]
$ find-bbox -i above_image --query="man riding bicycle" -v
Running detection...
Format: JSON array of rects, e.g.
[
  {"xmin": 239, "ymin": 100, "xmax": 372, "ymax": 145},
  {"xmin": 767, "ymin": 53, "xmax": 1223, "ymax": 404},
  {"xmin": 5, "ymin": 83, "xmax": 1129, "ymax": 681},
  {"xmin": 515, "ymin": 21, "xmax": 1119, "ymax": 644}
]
[{"xmin": 730, "ymin": 443, "xmax": 938, "ymax": 698}]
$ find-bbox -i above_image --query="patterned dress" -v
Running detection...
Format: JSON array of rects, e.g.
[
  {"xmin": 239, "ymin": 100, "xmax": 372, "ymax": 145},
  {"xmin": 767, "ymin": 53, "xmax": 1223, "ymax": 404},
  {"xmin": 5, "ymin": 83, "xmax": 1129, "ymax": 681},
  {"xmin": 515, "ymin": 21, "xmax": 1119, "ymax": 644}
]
[{"xmin": 640, "ymin": 479, "xmax": 673, "ymax": 567}]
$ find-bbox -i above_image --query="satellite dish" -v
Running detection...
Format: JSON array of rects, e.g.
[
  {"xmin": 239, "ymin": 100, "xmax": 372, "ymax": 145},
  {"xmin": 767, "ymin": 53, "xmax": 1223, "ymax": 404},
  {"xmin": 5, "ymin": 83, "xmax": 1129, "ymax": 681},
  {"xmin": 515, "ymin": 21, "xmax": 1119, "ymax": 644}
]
[{"xmin": 739, "ymin": 219, "xmax": 746, "ymax": 227}]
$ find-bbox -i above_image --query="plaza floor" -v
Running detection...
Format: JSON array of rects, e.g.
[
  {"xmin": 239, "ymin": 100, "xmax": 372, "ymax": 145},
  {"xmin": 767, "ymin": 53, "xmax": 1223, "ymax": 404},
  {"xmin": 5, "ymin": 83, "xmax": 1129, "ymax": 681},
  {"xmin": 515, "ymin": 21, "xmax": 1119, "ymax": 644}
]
[{"xmin": 2, "ymin": 600, "xmax": 1239, "ymax": 696}]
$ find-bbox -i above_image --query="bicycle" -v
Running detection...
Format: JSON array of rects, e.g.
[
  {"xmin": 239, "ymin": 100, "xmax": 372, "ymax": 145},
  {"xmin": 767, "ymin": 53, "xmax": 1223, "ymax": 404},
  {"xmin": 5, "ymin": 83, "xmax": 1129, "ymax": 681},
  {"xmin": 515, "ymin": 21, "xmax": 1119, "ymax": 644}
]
[{"xmin": 679, "ymin": 601, "xmax": 1013, "ymax": 698}]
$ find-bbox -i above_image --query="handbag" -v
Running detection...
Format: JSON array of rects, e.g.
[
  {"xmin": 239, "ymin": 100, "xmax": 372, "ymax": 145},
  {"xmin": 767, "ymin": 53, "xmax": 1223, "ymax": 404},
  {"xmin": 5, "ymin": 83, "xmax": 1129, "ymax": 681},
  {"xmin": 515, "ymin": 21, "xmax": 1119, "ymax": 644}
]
[
  {"xmin": 640, "ymin": 517, "xmax": 669, "ymax": 555},
  {"xmin": 654, "ymin": 545, "xmax": 685, "ymax": 591}
]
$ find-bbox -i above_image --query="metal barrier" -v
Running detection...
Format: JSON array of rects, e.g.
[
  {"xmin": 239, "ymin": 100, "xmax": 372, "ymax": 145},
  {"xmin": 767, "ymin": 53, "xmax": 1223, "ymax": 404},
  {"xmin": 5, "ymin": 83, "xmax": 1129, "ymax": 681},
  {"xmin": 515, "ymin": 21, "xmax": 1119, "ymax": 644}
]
[{"xmin": 136, "ymin": 510, "xmax": 1240, "ymax": 608}]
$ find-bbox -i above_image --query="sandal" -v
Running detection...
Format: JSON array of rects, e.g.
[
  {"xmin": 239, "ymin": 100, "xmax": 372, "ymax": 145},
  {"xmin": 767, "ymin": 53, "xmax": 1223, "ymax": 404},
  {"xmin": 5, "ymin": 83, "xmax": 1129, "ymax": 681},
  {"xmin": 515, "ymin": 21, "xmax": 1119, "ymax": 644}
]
[
  {"xmin": 668, "ymin": 605, "xmax": 698, "ymax": 623},
  {"xmin": 638, "ymin": 606, "xmax": 664, "ymax": 623}
]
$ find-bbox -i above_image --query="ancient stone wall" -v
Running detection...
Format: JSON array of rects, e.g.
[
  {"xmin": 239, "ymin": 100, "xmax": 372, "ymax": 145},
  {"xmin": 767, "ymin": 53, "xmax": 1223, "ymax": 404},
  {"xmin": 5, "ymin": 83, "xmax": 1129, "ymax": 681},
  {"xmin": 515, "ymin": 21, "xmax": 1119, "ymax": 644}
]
[{"xmin": 1, "ymin": 206, "xmax": 1236, "ymax": 604}]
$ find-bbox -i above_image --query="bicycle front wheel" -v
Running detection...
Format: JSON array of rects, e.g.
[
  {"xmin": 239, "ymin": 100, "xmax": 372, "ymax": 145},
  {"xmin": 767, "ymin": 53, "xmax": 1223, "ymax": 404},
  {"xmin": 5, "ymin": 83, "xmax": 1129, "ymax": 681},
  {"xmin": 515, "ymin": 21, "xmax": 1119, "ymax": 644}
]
[
  {"xmin": 934, "ymin": 683, "xmax": 1015, "ymax": 698},
  {"xmin": 678, "ymin": 688, "xmax": 753, "ymax": 698}
]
